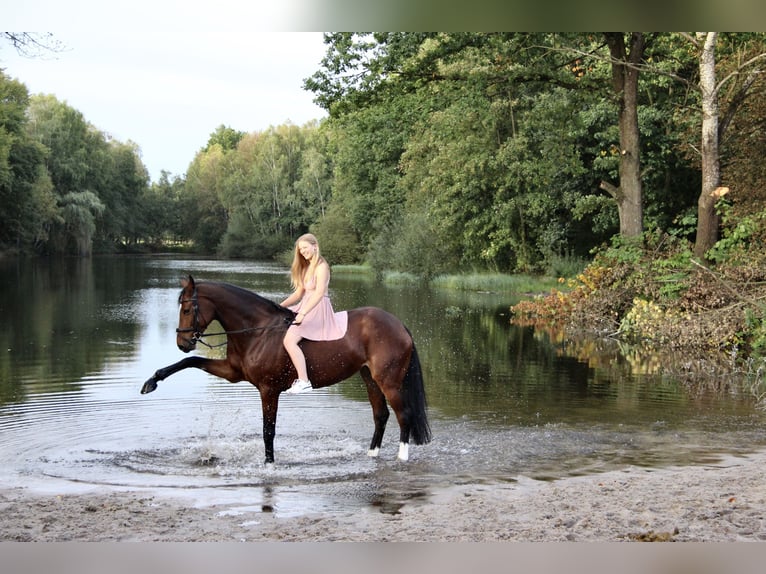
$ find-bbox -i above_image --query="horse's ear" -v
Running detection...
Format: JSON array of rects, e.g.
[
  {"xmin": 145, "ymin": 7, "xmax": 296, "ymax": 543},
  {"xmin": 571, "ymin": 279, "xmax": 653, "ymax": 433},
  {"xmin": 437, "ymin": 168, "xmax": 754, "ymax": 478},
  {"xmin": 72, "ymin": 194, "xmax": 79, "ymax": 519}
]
[{"xmin": 181, "ymin": 275, "xmax": 195, "ymax": 289}]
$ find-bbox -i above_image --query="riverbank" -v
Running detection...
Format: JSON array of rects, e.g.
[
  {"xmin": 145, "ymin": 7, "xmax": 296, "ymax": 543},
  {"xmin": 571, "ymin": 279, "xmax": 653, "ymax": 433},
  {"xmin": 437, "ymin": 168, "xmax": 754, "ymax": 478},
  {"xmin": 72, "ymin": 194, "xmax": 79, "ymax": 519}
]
[{"xmin": 2, "ymin": 449, "xmax": 765, "ymax": 542}]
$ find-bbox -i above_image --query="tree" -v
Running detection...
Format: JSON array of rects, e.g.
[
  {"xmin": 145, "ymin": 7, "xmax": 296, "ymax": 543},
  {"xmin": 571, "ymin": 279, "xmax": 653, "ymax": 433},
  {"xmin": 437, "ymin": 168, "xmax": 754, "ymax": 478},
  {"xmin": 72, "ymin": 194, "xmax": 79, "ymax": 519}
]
[
  {"xmin": 24, "ymin": 94, "xmax": 150, "ymax": 254},
  {"xmin": 182, "ymin": 143, "xmax": 228, "ymax": 253},
  {"xmin": 97, "ymin": 139, "xmax": 150, "ymax": 247},
  {"xmin": 693, "ymin": 32, "xmax": 724, "ymax": 259},
  {"xmin": 141, "ymin": 172, "xmax": 183, "ymax": 245},
  {"xmin": 599, "ymin": 33, "xmax": 646, "ymax": 239},
  {"xmin": 55, "ymin": 190, "xmax": 105, "ymax": 256},
  {"xmin": 0, "ymin": 71, "xmax": 57, "ymax": 251},
  {"xmin": 205, "ymin": 124, "xmax": 244, "ymax": 152},
  {"xmin": 295, "ymin": 124, "xmax": 332, "ymax": 220},
  {"xmin": 687, "ymin": 33, "xmax": 766, "ymax": 258}
]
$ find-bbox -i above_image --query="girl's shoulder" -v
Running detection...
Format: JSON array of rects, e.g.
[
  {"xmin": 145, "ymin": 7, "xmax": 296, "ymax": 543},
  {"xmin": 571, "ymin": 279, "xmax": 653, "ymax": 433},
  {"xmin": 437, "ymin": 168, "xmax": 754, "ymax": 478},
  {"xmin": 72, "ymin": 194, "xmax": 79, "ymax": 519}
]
[{"xmin": 315, "ymin": 259, "xmax": 331, "ymax": 283}]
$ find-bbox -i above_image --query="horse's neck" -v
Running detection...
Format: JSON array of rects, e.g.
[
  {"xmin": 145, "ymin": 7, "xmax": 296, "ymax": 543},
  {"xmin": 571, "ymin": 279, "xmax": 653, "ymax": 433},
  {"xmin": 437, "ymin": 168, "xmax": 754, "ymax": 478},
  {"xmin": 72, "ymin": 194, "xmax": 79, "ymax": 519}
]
[{"xmin": 207, "ymin": 286, "xmax": 283, "ymax": 330}]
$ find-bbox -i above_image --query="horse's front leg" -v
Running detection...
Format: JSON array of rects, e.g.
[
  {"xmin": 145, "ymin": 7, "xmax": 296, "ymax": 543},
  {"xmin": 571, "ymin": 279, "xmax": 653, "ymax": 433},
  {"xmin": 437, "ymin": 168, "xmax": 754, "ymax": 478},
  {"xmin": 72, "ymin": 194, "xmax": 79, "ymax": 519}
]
[
  {"xmin": 140, "ymin": 357, "xmax": 240, "ymax": 394},
  {"xmin": 259, "ymin": 389, "xmax": 280, "ymax": 464}
]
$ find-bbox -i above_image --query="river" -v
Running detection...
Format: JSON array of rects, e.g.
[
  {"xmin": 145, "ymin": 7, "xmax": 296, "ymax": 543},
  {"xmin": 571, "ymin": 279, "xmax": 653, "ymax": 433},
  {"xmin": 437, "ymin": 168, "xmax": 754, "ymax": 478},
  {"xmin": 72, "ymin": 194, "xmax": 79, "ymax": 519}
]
[{"xmin": 1, "ymin": 255, "xmax": 764, "ymax": 516}]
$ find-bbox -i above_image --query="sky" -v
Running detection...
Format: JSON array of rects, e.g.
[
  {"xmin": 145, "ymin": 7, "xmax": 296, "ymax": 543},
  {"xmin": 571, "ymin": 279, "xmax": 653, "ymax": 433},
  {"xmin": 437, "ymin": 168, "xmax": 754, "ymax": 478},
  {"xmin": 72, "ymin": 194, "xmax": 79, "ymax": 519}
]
[{"xmin": 1, "ymin": 27, "xmax": 329, "ymax": 181}]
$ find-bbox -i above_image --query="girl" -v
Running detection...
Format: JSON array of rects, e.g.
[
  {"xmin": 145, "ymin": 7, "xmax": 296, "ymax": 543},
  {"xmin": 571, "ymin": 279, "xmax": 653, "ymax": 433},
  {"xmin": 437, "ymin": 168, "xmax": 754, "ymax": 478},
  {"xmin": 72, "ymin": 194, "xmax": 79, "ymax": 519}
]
[{"xmin": 280, "ymin": 233, "xmax": 347, "ymax": 393}]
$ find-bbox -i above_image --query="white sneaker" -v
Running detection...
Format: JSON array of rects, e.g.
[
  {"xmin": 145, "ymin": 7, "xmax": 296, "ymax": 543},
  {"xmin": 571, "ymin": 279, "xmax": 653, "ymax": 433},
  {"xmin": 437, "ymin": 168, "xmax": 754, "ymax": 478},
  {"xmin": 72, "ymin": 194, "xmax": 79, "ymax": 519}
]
[{"xmin": 285, "ymin": 379, "xmax": 312, "ymax": 394}]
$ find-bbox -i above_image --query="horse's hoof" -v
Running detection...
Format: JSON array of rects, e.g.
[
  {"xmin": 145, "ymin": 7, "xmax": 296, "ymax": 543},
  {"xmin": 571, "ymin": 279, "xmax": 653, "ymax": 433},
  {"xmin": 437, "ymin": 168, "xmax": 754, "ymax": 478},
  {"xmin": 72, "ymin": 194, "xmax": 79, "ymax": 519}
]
[
  {"xmin": 264, "ymin": 457, "xmax": 275, "ymax": 465},
  {"xmin": 140, "ymin": 379, "xmax": 158, "ymax": 394}
]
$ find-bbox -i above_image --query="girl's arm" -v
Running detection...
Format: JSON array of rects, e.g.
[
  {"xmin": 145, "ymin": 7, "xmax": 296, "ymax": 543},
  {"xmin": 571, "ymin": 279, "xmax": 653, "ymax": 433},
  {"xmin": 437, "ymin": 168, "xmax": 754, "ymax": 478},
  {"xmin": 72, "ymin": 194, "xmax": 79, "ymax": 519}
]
[{"xmin": 280, "ymin": 286, "xmax": 305, "ymax": 308}]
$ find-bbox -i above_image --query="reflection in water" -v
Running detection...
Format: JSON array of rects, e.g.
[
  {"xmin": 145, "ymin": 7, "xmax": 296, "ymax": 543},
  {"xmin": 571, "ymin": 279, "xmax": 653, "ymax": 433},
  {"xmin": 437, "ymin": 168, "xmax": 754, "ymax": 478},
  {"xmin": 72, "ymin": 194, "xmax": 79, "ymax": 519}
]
[{"xmin": 1, "ymin": 256, "xmax": 765, "ymax": 517}]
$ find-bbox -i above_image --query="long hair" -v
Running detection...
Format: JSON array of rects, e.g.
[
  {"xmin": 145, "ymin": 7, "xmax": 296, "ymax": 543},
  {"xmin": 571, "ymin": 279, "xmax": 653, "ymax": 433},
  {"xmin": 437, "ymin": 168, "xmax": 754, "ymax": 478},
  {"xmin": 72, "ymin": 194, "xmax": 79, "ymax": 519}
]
[{"xmin": 289, "ymin": 233, "xmax": 322, "ymax": 290}]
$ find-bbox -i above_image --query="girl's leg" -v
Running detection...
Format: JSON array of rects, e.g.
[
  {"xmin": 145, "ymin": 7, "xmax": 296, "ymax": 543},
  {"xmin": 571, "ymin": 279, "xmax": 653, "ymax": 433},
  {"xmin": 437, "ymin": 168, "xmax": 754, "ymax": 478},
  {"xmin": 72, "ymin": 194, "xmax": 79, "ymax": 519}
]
[{"xmin": 283, "ymin": 328, "xmax": 309, "ymax": 381}]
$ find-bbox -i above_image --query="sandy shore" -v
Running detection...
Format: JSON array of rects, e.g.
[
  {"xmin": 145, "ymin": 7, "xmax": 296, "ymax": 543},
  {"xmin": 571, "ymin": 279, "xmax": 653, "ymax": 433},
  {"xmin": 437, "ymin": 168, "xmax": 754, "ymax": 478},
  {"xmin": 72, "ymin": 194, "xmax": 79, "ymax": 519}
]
[{"xmin": 2, "ymin": 450, "xmax": 766, "ymax": 542}]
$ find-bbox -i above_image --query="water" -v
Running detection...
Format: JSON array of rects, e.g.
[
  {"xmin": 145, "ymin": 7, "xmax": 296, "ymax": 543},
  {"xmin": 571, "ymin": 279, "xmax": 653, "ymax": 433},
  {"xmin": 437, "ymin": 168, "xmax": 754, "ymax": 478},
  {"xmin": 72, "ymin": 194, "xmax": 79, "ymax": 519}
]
[{"xmin": 1, "ymin": 256, "xmax": 764, "ymax": 516}]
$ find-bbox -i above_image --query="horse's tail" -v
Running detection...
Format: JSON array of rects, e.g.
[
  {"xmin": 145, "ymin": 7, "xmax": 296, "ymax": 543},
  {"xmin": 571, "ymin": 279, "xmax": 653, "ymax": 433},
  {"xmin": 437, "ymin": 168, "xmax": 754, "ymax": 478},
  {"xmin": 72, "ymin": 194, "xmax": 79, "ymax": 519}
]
[{"xmin": 402, "ymin": 339, "xmax": 432, "ymax": 445}]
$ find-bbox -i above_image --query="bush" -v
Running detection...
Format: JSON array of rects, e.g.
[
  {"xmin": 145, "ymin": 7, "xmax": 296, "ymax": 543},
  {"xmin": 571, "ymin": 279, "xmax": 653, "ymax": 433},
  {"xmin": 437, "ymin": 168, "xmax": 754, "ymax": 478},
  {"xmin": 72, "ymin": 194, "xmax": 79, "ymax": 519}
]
[
  {"xmin": 310, "ymin": 210, "xmax": 364, "ymax": 265},
  {"xmin": 369, "ymin": 212, "xmax": 455, "ymax": 280},
  {"xmin": 512, "ymin": 227, "xmax": 766, "ymax": 359},
  {"xmin": 218, "ymin": 213, "xmax": 286, "ymax": 259}
]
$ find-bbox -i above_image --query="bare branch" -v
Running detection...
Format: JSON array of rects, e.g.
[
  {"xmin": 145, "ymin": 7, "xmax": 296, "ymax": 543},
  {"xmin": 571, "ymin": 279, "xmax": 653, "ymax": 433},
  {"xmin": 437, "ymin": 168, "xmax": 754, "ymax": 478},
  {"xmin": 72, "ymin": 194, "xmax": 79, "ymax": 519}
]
[
  {"xmin": 599, "ymin": 180, "xmax": 621, "ymax": 200},
  {"xmin": 1, "ymin": 32, "xmax": 65, "ymax": 58},
  {"xmin": 719, "ymin": 70, "xmax": 762, "ymax": 139},
  {"xmin": 678, "ymin": 32, "xmax": 700, "ymax": 47},
  {"xmin": 714, "ymin": 53, "xmax": 766, "ymax": 95}
]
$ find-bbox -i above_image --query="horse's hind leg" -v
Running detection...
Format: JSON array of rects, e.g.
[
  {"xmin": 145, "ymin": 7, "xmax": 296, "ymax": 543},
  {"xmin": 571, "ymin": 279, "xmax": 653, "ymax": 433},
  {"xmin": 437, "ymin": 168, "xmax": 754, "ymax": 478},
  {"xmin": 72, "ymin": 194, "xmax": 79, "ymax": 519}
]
[
  {"xmin": 372, "ymin": 387, "xmax": 411, "ymax": 461},
  {"xmin": 361, "ymin": 366, "xmax": 389, "ymax": 457}
]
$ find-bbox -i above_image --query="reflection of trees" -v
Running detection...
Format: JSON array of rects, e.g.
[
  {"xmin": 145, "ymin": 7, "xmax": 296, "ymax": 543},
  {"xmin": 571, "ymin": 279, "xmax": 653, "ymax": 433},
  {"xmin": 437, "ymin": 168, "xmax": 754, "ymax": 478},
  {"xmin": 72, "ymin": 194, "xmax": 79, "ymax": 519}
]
[
  {"xmin": 320, "ymin": 278, "xmax": 762, "ymax": 417},
  {"xmin": 524, "ymin": 319, "xmax": 753, "ymax": 394},
  {"xmin": 527, "ymin": 324, "xmax": 665, "ymax": 376},
  {"xmin": 0, "ymin": 258, "xmax": 143, "ymax": 405},
  {"xmin": 406, "ymin": 288, "xmax": 743, "ymax": 426}
]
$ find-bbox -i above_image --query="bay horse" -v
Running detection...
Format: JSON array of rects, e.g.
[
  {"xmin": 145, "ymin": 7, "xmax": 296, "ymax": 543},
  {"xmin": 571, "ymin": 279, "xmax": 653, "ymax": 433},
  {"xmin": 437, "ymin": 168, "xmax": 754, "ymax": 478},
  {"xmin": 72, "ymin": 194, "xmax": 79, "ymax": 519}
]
[{"xmin": 140, "ymin": 275, "xmax": 431, "ymax": 463}]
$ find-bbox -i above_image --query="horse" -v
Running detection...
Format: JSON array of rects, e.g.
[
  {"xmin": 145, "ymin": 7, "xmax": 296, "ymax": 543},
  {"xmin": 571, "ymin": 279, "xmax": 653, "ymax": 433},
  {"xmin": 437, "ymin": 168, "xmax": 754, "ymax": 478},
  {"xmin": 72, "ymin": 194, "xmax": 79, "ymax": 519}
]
[{"xmin": 140, "ymin": 275, "xmax": 431, "ymax": 463}]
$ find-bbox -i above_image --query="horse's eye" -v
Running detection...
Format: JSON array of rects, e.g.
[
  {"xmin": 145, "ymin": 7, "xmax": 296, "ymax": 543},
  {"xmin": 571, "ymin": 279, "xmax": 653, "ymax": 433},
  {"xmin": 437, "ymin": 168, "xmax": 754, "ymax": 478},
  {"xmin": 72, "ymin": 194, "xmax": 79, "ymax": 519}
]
[{"xmin": 182, "ymin": 307, "xmax": 191, "ymax": 315}]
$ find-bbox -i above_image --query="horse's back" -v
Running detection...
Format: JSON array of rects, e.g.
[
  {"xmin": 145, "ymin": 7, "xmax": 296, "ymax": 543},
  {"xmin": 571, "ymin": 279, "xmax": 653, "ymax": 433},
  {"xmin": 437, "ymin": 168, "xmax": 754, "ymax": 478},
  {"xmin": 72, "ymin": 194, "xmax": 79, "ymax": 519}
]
[{"xmin": 347, "ymin": 306, "xmax": 412, "ymax": 345}]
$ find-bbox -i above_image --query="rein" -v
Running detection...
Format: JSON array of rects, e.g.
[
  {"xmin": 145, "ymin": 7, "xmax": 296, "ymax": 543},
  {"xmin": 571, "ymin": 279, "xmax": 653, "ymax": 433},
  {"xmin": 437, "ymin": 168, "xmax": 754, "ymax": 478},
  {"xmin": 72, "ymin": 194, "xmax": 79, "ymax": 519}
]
[{"xmin": 177, "ymin": 289, "xmax": 293, "ymax": 348}]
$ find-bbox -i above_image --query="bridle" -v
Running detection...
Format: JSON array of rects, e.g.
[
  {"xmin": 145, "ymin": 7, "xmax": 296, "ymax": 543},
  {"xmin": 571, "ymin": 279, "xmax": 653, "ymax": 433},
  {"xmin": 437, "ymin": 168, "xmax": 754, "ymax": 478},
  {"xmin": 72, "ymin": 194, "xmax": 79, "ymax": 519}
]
[
  {"xmin": 176, "ymin": 286, "xmax": 204, "ymax": 345},
  {"xmin": 176, "ymin": 287, "xmax": 294, "ymax": 348}
]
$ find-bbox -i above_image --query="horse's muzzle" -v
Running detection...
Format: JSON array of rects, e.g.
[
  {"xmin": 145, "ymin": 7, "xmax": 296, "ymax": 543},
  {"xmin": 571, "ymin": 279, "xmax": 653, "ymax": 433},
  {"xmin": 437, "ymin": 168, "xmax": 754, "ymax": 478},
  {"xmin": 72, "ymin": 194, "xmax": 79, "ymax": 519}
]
[
  {"xmin": 176, "ymin": 327, "xmax": 198, "ymax": 352},
  {"xmin": 176, "ymin": 334, "xmax": 198, "ymax": 352}
]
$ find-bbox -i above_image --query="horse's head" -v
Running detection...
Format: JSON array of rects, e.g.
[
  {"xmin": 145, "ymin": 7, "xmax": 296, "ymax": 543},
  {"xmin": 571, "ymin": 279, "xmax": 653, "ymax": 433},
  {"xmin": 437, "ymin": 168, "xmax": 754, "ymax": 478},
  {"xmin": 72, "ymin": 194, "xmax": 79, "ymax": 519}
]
[
  {"xmin": 176, "ymin": 275, "xmax": 211, "ymax": 352},
  {"xmin": 175, "ymin": 275, "xmax": 294, "ymax": 353}
]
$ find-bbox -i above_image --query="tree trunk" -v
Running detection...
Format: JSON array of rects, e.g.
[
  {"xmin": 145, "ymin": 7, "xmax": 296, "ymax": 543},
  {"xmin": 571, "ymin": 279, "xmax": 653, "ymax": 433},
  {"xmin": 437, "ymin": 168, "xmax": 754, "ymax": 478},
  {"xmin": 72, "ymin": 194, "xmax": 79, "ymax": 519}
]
[
  {"xmin": 603, "ymin": 33, "xmax": 645, "ymax": 238},
  {"xmin": 693, "ymin": 32, "xmax": 721, "ymax": 259}
]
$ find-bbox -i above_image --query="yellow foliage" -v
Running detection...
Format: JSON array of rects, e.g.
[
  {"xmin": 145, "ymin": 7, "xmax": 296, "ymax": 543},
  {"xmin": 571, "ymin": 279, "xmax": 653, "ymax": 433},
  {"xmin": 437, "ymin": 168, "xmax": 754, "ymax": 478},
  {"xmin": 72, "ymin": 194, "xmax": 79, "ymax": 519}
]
[{"xmin": 619, "ymin": 298, "xmax": 678, "ymax": 344}]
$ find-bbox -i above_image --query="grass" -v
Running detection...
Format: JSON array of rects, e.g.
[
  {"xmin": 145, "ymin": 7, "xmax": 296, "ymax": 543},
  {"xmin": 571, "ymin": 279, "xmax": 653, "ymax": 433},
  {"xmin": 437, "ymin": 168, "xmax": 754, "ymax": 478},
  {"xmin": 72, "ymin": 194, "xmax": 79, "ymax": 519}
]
[
  {"xmin": 432, "ymin": 273, "xmax": 560, "ymax": 294},
  {"xmin": 330, "ymin": 264, "xmax": 373, "ymax": 276},
  {"xmin": 331, "ymin": 264, "xmax": 561, "ymax": 294}
]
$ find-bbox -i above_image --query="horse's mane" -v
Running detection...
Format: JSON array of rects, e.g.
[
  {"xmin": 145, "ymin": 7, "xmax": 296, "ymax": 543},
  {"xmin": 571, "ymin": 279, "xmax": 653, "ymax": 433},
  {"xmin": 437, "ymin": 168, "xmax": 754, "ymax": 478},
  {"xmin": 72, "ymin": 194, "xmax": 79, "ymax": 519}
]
[{"xmin": 197, "ymin": 280, "xmax": 293, "ymax": 318}]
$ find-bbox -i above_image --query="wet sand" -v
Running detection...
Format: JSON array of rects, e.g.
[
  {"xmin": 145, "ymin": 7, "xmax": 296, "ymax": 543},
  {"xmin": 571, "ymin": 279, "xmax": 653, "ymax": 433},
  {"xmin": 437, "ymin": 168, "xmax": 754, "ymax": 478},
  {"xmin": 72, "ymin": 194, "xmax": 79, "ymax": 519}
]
[{"xmin": 2, "ymin": 450, "xmax": 766, "ymax": 542}]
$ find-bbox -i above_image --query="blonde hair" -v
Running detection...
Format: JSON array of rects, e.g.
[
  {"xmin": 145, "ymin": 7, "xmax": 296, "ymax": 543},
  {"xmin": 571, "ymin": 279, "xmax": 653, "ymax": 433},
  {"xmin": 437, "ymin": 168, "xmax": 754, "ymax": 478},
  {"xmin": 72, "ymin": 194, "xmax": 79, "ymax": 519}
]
[{"xmin": 289, "ymin": 233, "xmax": 322, "ymax": 289}]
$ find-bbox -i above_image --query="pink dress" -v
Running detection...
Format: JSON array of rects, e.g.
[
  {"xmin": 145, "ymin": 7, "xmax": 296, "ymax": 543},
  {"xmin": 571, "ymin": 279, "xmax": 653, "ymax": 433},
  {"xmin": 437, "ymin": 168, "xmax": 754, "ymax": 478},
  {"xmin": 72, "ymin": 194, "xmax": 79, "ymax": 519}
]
[{"xmin": 288, "ymin": 275, "xmax": 348, "ymax": 341}]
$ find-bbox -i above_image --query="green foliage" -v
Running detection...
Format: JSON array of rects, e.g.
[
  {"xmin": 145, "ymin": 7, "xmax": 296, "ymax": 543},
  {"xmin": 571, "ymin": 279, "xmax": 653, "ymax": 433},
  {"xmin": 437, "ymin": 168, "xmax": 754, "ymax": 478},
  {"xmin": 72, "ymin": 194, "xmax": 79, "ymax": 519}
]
[
  {"xmin": 6, "ymin": 32, "xmax": 766, "ymax": 281},
  {"xmin": 205, "ymin": 125, "xmax": 245, "ymax": 152},
  {"xmin": 744, "ymin": 310, "xmax": 766, "ymax": 357},
  {"xmin": 218, "ymin": 212, "xmax": 285, "ymax": 259},
  {"xmin": 310, "ymin": 208, "xmax": 363, "ymax": 265},
  {"xmin": 597, "ymin": 233, "xmax": 646, "ymax": 265},
  {"xmin": 305, "ymin": 32, "xmax": 731, "ymax": 274},
  {"xmin": 326, "ymin": 93, "xmax": 422, "ymax": 248},
  {"xmin": 54, "ymin": 190, "xmax": 106, "ymax": 256},
  {"xmin": 140, "ymin": 172, "xmax": 185, "ymax": 245},
  {"xmin": 1, "ymin": 90, "xmax": 152, "ymax": 255},
  {"xmin": 545, "ymin": 253, "xmax": 589, "ymax": 279},
  {"xmin": 0, "ymin": 72, "xmax": 57, "ymax": 251},
  {"xmin": 706, "ymin": 209, "xmax": 766, "ymax": 264},
  {"xmin": 375, "ymin": 211, "xmax": 453, "ymax": 279}
]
